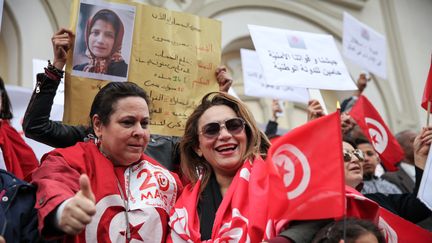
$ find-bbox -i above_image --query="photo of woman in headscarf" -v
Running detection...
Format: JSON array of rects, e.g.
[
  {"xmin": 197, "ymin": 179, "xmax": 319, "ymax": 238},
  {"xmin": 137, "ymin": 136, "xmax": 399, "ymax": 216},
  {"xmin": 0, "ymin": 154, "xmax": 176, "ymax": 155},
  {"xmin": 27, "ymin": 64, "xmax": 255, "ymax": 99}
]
[{"xmin": 73, "ymin": 8, "xmax": 129, "ymax": 78}]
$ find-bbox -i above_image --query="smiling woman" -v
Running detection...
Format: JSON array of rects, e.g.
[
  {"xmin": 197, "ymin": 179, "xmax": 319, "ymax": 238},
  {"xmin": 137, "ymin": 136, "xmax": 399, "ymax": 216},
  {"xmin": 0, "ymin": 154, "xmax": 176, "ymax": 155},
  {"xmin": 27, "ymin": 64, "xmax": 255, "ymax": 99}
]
[
  {"xmin": 167, "ymin": 92, "xmax": 295, "ymax": 242},
  {"xmin": 31, "ymin": 82, "xmax": 182, "ymax": 242},
  {"xmin": 73, "ymin": 8, "xmax": 128, "ymax": 77}
]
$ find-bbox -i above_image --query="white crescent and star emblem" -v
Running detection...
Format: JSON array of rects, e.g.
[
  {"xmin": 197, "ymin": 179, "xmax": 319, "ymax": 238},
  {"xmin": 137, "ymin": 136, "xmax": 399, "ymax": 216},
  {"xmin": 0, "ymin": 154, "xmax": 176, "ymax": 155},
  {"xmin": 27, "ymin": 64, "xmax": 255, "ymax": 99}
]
[
  {"xmin": 378, "ymin": 216, "xmax": 398, "ymax": 243},
  {"xmin": 365, "ymin": 117, "xmax": 388, "ymax": 154},
  {"xmin": 85, "ymin": 195, "xmax": 163, "ymax": 243},
  {"xmin": 214, "ymin": 208, "xmax": 250, "ymax": 243},
  {"xmin": 272, "ymin": 144, "xmax": 310, "ymax": 199}
]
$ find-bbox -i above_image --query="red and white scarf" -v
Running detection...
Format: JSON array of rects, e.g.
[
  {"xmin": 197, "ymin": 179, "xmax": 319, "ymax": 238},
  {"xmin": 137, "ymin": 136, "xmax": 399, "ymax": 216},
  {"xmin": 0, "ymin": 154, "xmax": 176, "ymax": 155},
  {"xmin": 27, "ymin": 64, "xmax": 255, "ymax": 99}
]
[{"xmin": 168, "ymin": 156, "xmax": 290, "ymax": 242}]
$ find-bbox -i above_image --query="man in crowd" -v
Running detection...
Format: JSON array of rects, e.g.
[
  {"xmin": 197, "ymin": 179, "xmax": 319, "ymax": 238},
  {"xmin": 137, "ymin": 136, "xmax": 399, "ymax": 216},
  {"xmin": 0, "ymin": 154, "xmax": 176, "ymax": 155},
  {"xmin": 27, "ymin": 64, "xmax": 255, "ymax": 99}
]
[{"xmin": 355, "ymin": 137, "xmax": 402, "ymax": 194}]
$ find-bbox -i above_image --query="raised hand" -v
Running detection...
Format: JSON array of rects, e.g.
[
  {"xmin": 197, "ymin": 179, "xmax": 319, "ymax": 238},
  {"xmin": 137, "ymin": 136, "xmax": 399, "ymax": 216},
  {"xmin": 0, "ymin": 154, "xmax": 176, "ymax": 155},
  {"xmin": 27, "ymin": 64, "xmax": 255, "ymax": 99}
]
[
  {"xmin": 357, "ymin": 73, "xmax": 369, "ymax": 93},
  {"xmin": 58, "ymin": 174, "xmax": 96, "ymax": 235},
  {"xmin": 271, "ymin": 99, "xmax": 283, "ymax": 121},
  {"xmin": 215, "ymin": 65, "xmax": 233, "ymax": 92},
  {"xmin": 52, "ymin": 28, "xmax": 75, "ymax": 70},
  {"xmin": 307, "ymin": 99, "xmax": 324, "ymax": 121},
  {"xmin": 414, "ymin": 126, "xmax": 432, "ymax": 170}
]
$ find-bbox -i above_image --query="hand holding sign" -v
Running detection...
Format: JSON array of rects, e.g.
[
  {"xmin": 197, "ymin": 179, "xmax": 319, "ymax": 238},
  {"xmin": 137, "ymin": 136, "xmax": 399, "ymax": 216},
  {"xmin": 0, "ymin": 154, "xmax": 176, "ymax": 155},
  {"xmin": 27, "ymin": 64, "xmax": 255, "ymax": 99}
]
[
  {"xmin": 307, "ymin": 99, "xmax": 325, "ymax": 121},
  {"xmin": 414, "ymin": 126, "xmax": 432, "ymax": 170},
  {"xmin": 215, "ymin": 66, "xmax": 233, "ymax": 92},
  {"xmin": 52, "ymin": 28, "xmax": 75, "ymax": 70},
  {"xmin": 59, "ymin": 174, "xmax": 96, "ymax": 235}
]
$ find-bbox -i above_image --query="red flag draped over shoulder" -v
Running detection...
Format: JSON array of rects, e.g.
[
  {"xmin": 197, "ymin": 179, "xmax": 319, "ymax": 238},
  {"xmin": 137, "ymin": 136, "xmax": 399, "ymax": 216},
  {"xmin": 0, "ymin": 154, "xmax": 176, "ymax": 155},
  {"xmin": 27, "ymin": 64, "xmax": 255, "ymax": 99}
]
[
  {"xmin": 349, "ymin": 95, "xmax": 403, "ymax": 171},
  {"xmin": 0, "ymin": 120, "xmax": 38, "ymax": 181},
  {"xmin": 168, "ymin": 156, "xmax": 290, "ymax": 242},
  {"xmin": 421, "ymin": 55, "xmax": 432, "ymax": 110},
  {"xmin": 266, "ymin": 111, "xmax": 345, "ymax": 220}
]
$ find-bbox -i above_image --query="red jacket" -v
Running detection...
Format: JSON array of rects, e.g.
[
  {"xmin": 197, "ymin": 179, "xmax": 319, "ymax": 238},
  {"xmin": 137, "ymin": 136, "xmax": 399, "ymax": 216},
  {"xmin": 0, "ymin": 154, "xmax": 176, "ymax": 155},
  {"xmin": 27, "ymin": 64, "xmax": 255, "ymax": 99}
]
[{"xmin": 32, "ymin": 141, "xmax": 182, "ymax": 242}]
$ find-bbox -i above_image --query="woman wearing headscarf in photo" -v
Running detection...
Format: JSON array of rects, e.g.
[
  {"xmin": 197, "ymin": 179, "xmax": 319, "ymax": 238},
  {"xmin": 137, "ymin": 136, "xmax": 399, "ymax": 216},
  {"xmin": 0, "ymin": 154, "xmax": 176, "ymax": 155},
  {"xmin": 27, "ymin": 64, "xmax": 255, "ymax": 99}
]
[{"xmin": 73, "ymin": 9, "xmax": 128, "ymax": 77}]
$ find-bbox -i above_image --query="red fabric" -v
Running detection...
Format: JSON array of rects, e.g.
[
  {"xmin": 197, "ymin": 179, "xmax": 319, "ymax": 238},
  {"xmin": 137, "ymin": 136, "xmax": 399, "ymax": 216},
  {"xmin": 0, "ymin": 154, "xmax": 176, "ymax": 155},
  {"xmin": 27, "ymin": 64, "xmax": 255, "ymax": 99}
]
[
  {"xmin": 0, "ymin": 120, "xmax": 38, "ymax": 181},
  {"xmin": 266, "ymin": 111, "xmax": 345, "ymax": 220},
  {"xmin": 345, "ymin": 186, "xmax": 380, "ymax": 223},
  {"xmin": 379, "ymin": 207, "xmax": 432, "ymax": 243},
  {"xmin": 345, "ymin": 186, "xmax": 432, "ymax": 242},
  {"xmin": 32, "ymin": 141, "xmax": 182, "ymax": 243},
  {"xmin": 349, "ymin": 95, "xmax": 404, "ymax": 171},
  {"xmin": 421, "ymin": 55, "xmax": 432, "ymax": 111},
  {"xmin": 168, "ymin": 156, "xmax": 290, "ymax": 242}
]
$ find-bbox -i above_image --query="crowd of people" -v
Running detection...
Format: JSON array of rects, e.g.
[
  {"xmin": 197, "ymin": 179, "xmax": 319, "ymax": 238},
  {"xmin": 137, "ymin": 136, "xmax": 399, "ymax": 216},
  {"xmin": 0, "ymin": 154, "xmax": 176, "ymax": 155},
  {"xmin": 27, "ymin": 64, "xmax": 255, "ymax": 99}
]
[{"xmin": 0, "ymin": 11, "xmax": 431, "ymax": 243}]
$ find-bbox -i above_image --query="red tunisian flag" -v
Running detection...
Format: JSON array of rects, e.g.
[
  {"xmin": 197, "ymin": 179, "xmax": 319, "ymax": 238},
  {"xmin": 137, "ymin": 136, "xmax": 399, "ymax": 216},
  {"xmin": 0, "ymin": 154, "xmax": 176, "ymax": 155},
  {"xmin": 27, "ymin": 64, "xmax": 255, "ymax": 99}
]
[
  {"xmin": 349, "ymin": 95, "xmax": 403, "ymax": 171},
  {"xmin": 421, "ymin": 55, "xmax": 432, "ymax": 111},
  {"xmin": 379, "ymin": 207, "xmax": 432, "ymax": 243},
  {"xmin": 266, "ymin": 111, "xmax": 345, "ymax": 220},
  {"xmin": 346, "ymin": 186, "xmax": 432, "ymax": 243},
  {"xmin": 168, "ymin": 157, "xmax": 290, "ymax": 242}
]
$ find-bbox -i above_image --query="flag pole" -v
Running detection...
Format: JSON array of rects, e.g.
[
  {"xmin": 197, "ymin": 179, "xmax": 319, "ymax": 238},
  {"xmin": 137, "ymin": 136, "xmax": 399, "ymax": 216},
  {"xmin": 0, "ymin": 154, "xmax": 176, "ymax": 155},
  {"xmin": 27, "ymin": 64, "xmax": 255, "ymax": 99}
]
[{"xmin": 427, "ymin": 101, "xmax": 431, "ymax": 127}]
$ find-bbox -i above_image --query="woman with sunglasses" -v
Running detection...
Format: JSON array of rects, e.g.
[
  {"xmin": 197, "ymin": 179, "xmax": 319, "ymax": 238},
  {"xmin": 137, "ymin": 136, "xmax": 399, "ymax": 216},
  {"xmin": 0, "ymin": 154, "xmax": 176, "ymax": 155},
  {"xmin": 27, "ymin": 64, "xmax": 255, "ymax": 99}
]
[
  {"xmin": 269, "ymin": 135, "xmax": 432, "ymax": 243},
  {"xmin": 168, "ymin": 92, "xmax": 293, "ymax": 242},
  {"xmin": 342, "ymin": 137, "xmax": 431, "ymax": 224}
]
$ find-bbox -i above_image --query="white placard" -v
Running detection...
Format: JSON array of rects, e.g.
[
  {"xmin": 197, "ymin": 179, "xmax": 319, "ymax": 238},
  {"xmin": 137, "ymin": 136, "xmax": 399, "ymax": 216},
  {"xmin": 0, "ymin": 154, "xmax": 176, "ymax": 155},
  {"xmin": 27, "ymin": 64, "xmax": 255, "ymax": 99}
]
[
  {"xmin": 240, "ymin": 48, "xmax": 309, "ymax": 103},
  {"xmin": 0, "ymin": 0, "xmax": 4, "ymax": 33},
  {"xmin": 6, "ymin": 85, "xmax": 55, "ymax": 160},
  {"xmin": 418, "ymin": 145, "xmax": 432, "ymax": 211},
  {"xmin": 248, "ymin": 25, "xmax": 357, "ymax": 91},
  {"xmin": 343, "ymin": 12, "xmax": 387, "ymax": 79}
]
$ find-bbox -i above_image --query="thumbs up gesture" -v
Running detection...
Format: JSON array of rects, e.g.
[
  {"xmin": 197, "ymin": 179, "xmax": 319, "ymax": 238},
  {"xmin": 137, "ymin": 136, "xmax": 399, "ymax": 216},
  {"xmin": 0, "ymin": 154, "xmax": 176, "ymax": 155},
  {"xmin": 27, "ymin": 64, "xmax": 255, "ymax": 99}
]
[{"xmin": 58, "ymin": 174, "xmax": 96, "ymax": 235}]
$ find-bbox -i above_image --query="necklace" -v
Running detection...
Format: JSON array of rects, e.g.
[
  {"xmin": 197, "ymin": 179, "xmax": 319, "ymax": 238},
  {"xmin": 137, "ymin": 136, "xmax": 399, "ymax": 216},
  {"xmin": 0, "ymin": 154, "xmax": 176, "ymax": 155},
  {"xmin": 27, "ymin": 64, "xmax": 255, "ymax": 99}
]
[
  {"xmin": 99, "ymin": 144, "xmax": 132, "ymax": 240},
  {"xmin": 116, "ymin": 169, "xmax": 131, "ymax": 241}
]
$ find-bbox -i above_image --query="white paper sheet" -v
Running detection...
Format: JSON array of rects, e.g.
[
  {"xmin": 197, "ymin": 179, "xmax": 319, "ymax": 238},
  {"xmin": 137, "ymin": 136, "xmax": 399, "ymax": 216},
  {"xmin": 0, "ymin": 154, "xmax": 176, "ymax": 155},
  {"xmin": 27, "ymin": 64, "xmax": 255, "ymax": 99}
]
[
  {"xmin": 248, "ymin": 25, "xmax": 357, "ymax": 91},
  {"xmin": 343, "ymin": 12, "xmax": 387, "ymax": 79},
  {"xmin": 240, "ymin": 48, "xmax": 309, "ymax": 103}
]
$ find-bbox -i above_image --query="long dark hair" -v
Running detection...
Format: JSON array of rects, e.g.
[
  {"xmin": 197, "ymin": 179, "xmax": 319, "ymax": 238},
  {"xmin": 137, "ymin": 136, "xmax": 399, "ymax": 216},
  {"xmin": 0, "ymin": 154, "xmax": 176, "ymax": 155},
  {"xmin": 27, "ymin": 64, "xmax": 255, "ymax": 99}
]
[{"xmin": 0, "ymin": 77, "xmax": 13, "ymax": 120}]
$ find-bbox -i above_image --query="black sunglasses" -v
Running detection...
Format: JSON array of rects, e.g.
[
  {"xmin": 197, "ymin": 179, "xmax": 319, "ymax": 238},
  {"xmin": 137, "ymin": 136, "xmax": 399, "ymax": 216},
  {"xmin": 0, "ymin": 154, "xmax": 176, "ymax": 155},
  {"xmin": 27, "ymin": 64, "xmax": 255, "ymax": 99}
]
[
  {"xmin": 343, "ymin": 149, "xmax": 365, "ymax": 162},
  {"xmin": 200, "ymin": 118, "xmax": 245, "ymax": 138}
]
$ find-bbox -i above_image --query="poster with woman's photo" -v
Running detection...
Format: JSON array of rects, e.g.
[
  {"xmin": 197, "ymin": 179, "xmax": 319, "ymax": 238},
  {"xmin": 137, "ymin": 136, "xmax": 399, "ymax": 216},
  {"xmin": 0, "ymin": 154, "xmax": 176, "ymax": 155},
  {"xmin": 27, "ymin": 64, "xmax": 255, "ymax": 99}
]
[{"xmin": 72, "ymin": 0, "xmax": 135, "ymax": 81}]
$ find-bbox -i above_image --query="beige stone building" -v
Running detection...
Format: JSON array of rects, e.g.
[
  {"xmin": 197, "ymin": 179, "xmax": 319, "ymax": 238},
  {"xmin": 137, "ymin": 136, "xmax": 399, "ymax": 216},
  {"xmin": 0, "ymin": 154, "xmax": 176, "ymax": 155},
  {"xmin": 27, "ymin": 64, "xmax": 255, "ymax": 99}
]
[{"xmin": 1, "ymin": 0, "xmax": 431, "ymax": 133}]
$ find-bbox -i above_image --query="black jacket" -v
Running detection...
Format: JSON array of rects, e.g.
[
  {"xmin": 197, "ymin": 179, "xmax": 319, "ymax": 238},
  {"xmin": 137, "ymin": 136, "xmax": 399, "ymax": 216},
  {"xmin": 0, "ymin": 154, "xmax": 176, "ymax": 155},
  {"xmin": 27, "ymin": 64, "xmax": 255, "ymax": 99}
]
[
  {"xmin": 364, "ymin": 166, "xmax": 431, "ymax": 224},
  {"xmin": 22, "ymin": 73, "xmax": 180, "ymax": 171}
]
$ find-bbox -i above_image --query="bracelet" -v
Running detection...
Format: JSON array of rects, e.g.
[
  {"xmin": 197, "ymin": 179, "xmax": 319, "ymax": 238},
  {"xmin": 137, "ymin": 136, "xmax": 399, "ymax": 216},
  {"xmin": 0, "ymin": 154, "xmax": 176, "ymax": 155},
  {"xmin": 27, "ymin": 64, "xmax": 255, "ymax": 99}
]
[{"xmin": 45, "ymin": 60, "xmax": 64, "ymax": 79}]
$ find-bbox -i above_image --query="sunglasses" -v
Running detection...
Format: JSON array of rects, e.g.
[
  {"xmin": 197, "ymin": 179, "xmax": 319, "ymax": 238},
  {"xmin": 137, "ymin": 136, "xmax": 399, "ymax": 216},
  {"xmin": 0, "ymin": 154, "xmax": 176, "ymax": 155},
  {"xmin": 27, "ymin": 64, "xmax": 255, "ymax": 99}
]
[
  {"xmin": 200, "ymin": 118, "xmax": 245, "ymax": 138},
  {"xmin": 343, "ymin": 149, "xmax": 365, "ymax": 162}
]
